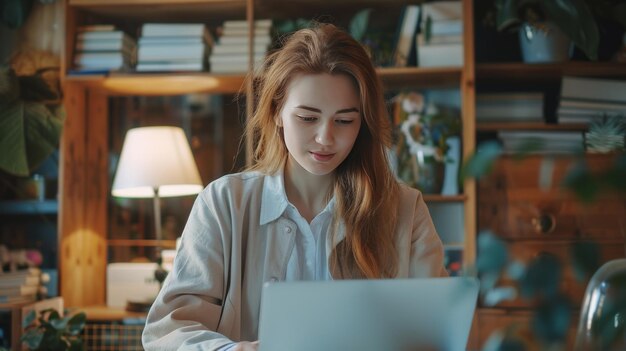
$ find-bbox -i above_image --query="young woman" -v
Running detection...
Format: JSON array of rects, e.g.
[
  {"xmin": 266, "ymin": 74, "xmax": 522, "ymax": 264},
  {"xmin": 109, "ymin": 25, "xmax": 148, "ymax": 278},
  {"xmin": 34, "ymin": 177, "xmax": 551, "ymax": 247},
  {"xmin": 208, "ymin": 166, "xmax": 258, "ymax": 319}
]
[{"xmin": 142, "ymin": 23, "xmax": 447, "ymax": 351}]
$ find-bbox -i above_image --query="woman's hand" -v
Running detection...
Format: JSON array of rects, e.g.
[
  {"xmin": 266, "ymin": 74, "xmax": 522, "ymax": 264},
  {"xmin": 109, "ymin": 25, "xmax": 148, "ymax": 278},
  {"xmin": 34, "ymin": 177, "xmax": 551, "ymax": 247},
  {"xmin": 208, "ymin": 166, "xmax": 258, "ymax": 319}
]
[{"xmin": 232, "ymin": 341, "xmax": 259, "ymax": 351}]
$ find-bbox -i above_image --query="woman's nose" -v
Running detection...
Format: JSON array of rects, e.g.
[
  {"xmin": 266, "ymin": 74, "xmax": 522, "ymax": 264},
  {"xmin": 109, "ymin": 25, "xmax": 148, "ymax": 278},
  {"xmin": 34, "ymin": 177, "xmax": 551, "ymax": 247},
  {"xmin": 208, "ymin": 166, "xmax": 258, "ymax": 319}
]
[{"xmin": 315, "ymin": 122, "xmax": 334, "ymax": 145}]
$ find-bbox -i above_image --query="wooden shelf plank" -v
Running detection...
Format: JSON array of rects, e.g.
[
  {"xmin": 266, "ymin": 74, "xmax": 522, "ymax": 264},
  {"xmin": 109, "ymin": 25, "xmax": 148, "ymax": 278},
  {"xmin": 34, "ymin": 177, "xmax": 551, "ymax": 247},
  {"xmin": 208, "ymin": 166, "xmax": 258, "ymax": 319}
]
[
  {"xmin": 69, "ymin": 0, "xmax": 247, "ymax": 22},
  {"xmin": 423, "ymin": 194, "xmax": 467, "ymax": 202},
  {"xmin": 64, "ymin": 73, "xmax": 246, "ymax": 95},
  {"xmin": 476, "ymin": 61, "xmax": 626, "ymax": 83},
  {"xmin": 378, "ymin": 66, "xmax": 462, "ymax": 89},
  {"xmin": 107, "ymin": 239, "xmax": 177, "ymax": 248},
  {"xmin": 0, "ymin": 200, "xmax": 58, "ymax": 215},
  {"xmin": 477, "ymin": 122, "xmax": 588, "ymax": 132}
]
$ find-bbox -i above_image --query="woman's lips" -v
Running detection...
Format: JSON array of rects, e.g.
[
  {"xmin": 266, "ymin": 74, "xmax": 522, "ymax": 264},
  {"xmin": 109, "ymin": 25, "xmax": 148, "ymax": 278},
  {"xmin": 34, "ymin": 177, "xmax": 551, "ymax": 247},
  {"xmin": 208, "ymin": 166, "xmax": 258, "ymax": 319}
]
[{"xmin": 310, "ymin": 152, "xmax": 334, "ymax": 162}]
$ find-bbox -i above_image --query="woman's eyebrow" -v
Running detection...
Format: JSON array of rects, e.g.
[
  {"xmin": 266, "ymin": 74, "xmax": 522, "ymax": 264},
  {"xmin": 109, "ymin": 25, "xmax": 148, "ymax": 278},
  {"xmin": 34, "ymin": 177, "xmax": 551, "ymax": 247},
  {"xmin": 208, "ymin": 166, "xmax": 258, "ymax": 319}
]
[{"xmin": 294, "ymin": 105, "xmax": 359, "ymax": 114}]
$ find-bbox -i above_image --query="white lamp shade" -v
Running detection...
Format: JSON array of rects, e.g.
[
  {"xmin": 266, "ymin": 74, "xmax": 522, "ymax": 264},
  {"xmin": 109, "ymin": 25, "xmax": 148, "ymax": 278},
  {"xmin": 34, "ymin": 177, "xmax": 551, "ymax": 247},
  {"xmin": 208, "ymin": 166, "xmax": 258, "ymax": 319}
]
[{"xmin": 112, "ymin": 126, "xmax": 203, "ymax": 198}]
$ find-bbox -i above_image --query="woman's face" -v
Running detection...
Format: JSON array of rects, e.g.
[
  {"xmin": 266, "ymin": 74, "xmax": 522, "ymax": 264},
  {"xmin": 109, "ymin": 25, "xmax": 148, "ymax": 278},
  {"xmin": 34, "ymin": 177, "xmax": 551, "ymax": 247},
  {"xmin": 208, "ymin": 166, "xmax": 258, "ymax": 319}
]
[{"xmin": 279, "ymin": 73, "xmax": 362, "ymax": 176}]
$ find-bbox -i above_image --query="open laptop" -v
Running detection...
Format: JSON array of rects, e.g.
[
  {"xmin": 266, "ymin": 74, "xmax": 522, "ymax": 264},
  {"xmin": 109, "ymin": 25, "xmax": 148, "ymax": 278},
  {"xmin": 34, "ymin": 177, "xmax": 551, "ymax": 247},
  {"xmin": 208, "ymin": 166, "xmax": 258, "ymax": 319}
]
[{"xmin": 258, "ymin": 277, "xmax": 479, "ymax": 351}]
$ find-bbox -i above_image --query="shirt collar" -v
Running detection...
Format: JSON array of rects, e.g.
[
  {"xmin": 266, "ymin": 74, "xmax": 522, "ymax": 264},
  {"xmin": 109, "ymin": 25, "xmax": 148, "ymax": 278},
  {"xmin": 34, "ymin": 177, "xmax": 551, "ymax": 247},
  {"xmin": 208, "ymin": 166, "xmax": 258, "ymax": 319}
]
[
  {"xmin": 259, "ymin": 166, "xmax": 337, "ymax": 226},
  {"xmin": 260, "ymin": 168, "xmax": 290, "ymax": 225}
]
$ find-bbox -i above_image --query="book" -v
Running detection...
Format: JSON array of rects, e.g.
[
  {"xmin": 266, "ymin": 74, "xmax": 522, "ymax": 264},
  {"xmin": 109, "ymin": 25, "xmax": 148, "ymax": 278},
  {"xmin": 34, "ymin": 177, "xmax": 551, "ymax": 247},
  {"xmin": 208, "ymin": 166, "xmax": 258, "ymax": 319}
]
[
  {"xmin": 141, "ymin": 23, "xmax": 207, "ymax": 37},
  {"xmin": 393, "ymin": 5, "xmax": 421, "ymax": 67},
  {"xmin": 221, "ymin": 26, "xmax": 272, "ymax": 37},
  {"xmin": 222, "ymin": 19, "xmax": 272, "ymax": 29},
  {"xmin": 209, "ymin": 53, "xmax": 265, "ymax": 64},
  {"xmin": 417, "ymin": 33, "xmax": 462, "ymax": 45},
  {"xmin": 0, "ymin": 284, "xmax": 38, "ymax": 297},
  {"xmin": 135, "ymin": 61, "xmax": 204, "ymax": 72},
  {"xmin": 421, "ymin": 1, "xmax": 463, "ymax": 21},
  {"xmin": 427, "ymin": 19, "xmax": 463, "ymax": 36},
  {"xmin": 212, "ymin": 42, "xmax": 269, "ymax": 55},
  {"xmin": 218, "ymin": 35, "xmax": 272, "ymax": 46},
  {"xmin": 75, "ymin": 37, "xmax": 136, "ymax": 53},
  {"xmin": 561, "ymin": 76, "xmax": 626, "ymax": 104},
  {"xmin": 74, "ymin": 52, "xmax": 133, "ymax": 68},
  {"xmin": 139, "ymin": 37, "xmax": 206, "ymax": 46},
  {"xmin": 76, "ymin": 30, "xmax": 129, "ymax": 41},
  {"xmin": 417, "ymin": 42, "xmax": 463, "ymax": 67},
  {"xmin": 138, "ymin": 44, "xmax": 205, "ymax": 61}
]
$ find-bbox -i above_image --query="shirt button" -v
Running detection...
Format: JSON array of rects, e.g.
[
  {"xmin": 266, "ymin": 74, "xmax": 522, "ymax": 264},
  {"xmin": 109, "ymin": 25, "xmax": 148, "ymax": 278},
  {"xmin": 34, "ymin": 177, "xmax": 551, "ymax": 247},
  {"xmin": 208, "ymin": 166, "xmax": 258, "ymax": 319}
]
[{"xmin": 285, "ymin": 227, "xmax": 292, "ymax": 233}]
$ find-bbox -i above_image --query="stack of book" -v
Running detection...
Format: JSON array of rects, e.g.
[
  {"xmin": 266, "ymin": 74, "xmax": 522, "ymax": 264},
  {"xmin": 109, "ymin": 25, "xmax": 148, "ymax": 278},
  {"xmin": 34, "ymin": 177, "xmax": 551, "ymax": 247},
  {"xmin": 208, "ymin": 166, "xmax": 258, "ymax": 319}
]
[
  {"xmin": 417, "ymin": 0, "xmax": 463, "ymax": 67},
  {"xmin": 557, "ymin": 76, "xmax": 626, "ymax": 124},
  {"xmin": 497, "ymin": 131, "xmax": 585, "ymax": 154},
  {"xmin": 210, "ymin": 19, "xmax": 272, "ymax": 74},
  {"xmin": 73, "ymin": 25, "xmax": 136, "ymax": 73},
  {"xmin": 136, "ymin": 23, "xmax": 214, "ymax": 72},
  {"xmin": 0, "ymin": 268, "xmax": 41, "ymax": 304},
  {"xmin": 392, "ymin": 5, "xmax": 421, "ymax": 67},
  {"xmin": 476, "ymin": 92, "xmax": 544, "ymax": 123}
]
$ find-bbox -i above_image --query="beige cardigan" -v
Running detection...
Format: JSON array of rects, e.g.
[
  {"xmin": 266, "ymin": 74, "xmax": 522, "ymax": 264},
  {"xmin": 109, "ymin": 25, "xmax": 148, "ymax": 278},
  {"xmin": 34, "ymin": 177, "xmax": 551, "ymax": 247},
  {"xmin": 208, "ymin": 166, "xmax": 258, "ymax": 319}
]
[{"xmin": 142, "ymin": 171, "xmax": 447, "ymax": 351}]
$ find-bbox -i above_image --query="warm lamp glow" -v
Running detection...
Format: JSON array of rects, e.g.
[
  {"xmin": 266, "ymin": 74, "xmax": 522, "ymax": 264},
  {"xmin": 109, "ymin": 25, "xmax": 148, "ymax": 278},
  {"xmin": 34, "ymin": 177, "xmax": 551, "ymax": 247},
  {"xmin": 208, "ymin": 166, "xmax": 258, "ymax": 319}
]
[
  {"xmin": 103, "ymin": 76, "xmax": 221, "ymax": 95},
  {"xmin": 112, "ymin": 126, "xmax": 203, "ymax": 198}
]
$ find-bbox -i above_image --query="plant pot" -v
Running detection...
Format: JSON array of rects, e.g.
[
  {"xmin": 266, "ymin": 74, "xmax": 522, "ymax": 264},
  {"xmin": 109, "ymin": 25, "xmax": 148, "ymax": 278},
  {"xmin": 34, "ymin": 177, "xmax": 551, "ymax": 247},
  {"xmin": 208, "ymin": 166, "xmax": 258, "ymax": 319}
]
[{"xmin": 519, "ymin": 22, "xmax": 573, "ymax": 63}]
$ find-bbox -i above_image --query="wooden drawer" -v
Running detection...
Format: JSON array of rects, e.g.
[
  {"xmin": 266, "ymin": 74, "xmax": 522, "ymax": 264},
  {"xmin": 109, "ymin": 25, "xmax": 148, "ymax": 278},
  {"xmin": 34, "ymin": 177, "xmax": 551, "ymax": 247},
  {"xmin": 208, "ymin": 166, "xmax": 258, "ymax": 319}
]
[
  {"xmin": 486, "ymin": 240, "xmax": 625, "ymax": 309},
  {"xmin": 476, "ymin": 308, "xmax": 578, "ymax": 350},
  {"xmin": 479, "ymin": 155, "xmax": 626, "ymax": 240}
]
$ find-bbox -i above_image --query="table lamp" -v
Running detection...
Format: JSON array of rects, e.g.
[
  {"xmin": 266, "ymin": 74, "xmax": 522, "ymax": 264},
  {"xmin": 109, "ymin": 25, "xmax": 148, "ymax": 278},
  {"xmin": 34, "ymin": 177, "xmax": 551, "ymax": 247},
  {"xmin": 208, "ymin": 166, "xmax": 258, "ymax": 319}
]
[{"xmin": 111, "ymin": 126, "xmax": 203, "ymax": 310}]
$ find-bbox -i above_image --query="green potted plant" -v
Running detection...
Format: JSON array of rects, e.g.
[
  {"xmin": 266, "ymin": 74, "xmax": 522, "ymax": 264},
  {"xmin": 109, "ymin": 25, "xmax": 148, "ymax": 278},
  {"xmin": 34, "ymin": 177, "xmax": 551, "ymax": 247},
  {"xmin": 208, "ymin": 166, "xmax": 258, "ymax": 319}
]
[
  {"xmin": 20, "ymin": 308, "xmax": 87, "ymax": 351},
  {"xmin": 0, "ymin": 51, "xmax": 64, "ymax": 199},
  {"xmin": 490, "ymin": 0, "xmax": 626, "ymax": 62}
]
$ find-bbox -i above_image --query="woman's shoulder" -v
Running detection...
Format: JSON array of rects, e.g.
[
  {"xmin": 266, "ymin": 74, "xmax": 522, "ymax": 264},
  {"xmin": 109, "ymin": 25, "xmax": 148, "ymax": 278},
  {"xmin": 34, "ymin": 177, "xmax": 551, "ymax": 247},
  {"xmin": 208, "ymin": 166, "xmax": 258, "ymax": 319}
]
[
  {"xmin": 204, "ymin": 170, "xmax": 266, "ymax": 194},
  {"xmin": 397, "ymin": 182, "xmax": 424, "ymax": 205}
]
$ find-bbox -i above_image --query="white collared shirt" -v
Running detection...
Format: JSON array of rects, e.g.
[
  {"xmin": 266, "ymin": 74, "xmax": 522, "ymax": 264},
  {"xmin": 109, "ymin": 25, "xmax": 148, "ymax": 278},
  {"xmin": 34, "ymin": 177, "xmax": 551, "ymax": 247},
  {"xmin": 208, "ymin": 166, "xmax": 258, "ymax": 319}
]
[{"xmin": 143, "ymin": 169, "xmax": 447, "ymax": 351}]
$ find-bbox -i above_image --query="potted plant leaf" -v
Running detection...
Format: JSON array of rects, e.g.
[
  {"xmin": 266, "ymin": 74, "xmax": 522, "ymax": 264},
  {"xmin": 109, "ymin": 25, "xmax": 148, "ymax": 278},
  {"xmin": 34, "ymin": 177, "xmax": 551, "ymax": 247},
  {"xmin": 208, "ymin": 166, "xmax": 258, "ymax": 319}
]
[
  {"xmin": 21, "ymin": 308, "xmax": 87, "ymax": 351},
  {"xmin": 0, "ymin": 52, "xmax": 64, "ymax": 199}
]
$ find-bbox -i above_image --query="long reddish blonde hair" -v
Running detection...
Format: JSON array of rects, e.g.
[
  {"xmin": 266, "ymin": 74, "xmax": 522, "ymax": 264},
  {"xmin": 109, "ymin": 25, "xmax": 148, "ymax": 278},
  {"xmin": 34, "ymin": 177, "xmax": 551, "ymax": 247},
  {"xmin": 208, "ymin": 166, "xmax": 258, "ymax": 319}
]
[{"xmin": 245, "ymin": 23, "xmax": 399, "ymax": 279}]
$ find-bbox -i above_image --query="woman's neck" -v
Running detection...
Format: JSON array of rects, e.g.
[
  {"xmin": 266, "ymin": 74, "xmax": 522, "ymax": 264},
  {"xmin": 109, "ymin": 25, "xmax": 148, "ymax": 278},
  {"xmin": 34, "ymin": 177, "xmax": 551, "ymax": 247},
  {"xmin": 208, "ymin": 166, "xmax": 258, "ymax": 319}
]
[{"xmin": 284, "ymin": 157, "xmax": 334, "ymax": 223}]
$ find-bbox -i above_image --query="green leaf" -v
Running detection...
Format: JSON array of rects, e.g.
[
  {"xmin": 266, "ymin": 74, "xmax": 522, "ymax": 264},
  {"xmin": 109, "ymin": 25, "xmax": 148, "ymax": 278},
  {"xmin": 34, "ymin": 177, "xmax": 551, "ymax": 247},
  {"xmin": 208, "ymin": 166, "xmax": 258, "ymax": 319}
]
[
  {"xmin": 532, "ymin": 295, "xmax": 572, "ymax": 343},
  {"xmin": 520, "ymin": 253, "xmax": 562, "ymax": 299},
  {"xmin": 23, "ymin": 310, "xmax": 37, "ymax": 329},
  {"xmin": 476, "ymin": 230, "xmax": 509, "ymax": 275},
  {"xmin": 570, "ymin": 241, "xmax": 600, "ymax": 282},
  {"xmin": 50, "ymin": 315, "xmax": 70, "ymax": 331},
  {"xmin": 21, "ymin": 328, "xmax": 44, "ymax": 349},
  {"xmin": 495, "ymin": 0, "xmax": 524, "ymax": 31},
  {"xmin": 69, "ymin": 339, "xmax": 85, "ymax": 351},
  {"xmin": 18, "ymin": 74, "xmax": 59, "ymax": 102},
  {"xmin": 542, "ymin": 0, "xmax": 599, "ymax": 60},
  {"xmin": 67, "ymin": 312, "xmax": 87, "ymax": 336},
  {"xmin": 562, "ymin": 159, "xmax": 600, "ymax": 203},
  {"xmin": 349, "ymin": 9, "xmax": 371, "ymax": 42},
  {"xmin": 0, "ymin": 66, "xmax": 20, "ymax": 106},
  {"xmin": 24, "ymin": 102, "xmax": 64, "ymax": 172},
  {"xmin": 1, "ymin": 0, "xmax": 34, "ymax": 29},
  {"xmin": 0, "ymin": 101, "xmax": 28, "ymax": 175},
  {"xmin": 461, "ymin": 141, "xmax": 502, "ymax": 181}
]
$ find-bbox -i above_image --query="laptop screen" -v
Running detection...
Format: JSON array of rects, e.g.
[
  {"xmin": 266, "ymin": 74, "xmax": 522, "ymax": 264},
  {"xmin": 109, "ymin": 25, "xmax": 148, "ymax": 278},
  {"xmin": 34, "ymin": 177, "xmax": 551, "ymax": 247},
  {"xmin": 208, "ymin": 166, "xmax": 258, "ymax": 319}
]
[{"xmin": 258, "ymin": 277, "xmax": 479, "ymax": 351}]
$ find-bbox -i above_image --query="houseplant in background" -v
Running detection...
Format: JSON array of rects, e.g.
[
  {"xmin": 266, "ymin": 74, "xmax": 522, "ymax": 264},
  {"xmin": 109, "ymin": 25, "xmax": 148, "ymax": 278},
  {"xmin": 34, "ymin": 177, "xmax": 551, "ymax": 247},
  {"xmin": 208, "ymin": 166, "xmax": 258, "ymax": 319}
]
[
  {"xmin": 489, "ymin": 0, "xmax": 626, "ymax": 62},
  {"xmin": 21, "ymin": 308, "xmax": 86, "ymax": 351},
  {"xmin": 0, "ymin": 51, "xmax": 64, "ymax": 199}
]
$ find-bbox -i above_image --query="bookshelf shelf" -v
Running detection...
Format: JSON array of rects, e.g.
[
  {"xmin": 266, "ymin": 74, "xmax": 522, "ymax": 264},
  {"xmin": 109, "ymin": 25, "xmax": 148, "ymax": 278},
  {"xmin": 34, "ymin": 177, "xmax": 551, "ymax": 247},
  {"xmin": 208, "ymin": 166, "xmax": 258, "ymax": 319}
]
[
  {"xmin": 64, "ymin": 74, "xmax": 246, "ymax": 95},
  {"xmin": 476, "ymin": 62, "xmax": 626, "ymax": 83},
  {"xmin": 423, "ymin": 194, "xmax": 467, "ymax": 202},
  {"xmin": 107, "ymin": 239, "xmax": 177, "ymax": 249},
  {"xmin": 476, "ymin": 122, "xmax": 589, "ymax": 132},
  {"xmin": 378, "ymin": 66, "xmax": 462, "ymax": 89},
  {"xmin": 0, "ymin": 200, "xmax": 59, "ymax": 215},
  {"xmin": 68, "ymin": 0, "xmax": 247, "ymax": 22}
]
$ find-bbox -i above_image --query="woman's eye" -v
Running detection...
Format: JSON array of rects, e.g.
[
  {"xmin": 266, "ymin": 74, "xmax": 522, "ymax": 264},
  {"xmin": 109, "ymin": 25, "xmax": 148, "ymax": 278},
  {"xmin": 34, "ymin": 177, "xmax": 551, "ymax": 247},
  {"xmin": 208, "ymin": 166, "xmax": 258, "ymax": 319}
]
[
  {"xmin": 297, "ymin": 116, "xmax": 317, "ymax": 122},
  {"xmin": 336, "ymin": 119, "xmax": 354, "ymax": 125}
]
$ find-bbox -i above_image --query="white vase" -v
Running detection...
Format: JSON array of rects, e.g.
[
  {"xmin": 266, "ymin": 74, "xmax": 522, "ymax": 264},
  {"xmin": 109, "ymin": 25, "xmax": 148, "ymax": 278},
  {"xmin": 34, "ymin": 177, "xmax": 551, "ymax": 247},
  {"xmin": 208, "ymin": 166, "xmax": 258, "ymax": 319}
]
[{"xmin": 519, "ymin": 22, "xmax": 573, "ymax": 63}]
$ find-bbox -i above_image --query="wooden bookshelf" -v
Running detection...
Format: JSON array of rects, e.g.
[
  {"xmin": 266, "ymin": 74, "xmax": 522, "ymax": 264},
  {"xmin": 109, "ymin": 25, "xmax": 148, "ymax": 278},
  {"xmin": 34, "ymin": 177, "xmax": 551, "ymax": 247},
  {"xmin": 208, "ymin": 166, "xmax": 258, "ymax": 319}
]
[
  {"xmin": 476, "ymin": 122, "xmax": 589, "ymax": 132},
  {"xmin": 476, "ymin": 62, "xmax": 626, "ymax": 83}
]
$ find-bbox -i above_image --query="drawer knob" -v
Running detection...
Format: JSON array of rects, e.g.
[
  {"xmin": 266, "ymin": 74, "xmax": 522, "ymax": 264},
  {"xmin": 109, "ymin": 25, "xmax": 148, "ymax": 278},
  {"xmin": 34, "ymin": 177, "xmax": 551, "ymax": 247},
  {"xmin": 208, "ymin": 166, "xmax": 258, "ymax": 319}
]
[{"xmin": 532, "ymin": 213, "xmax": 556, "ymax": 234}]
